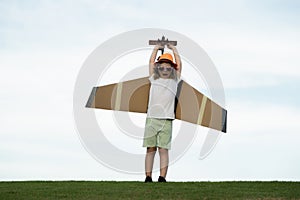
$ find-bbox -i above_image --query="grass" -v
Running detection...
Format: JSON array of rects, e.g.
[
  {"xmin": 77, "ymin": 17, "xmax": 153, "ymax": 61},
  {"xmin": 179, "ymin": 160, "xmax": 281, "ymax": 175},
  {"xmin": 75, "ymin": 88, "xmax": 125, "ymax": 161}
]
[{"xmin": 0, "ymin": 181, "xmax": 299, "ymax": 199}]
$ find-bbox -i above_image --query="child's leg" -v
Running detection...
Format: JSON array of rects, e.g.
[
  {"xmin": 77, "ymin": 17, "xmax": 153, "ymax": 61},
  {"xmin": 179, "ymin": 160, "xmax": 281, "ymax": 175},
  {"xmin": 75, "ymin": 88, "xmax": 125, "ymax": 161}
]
[
  {"xmin": 145, "ymin": 147, "xmax": 157, "ymax": 177},
  {"xmin": 158, "ymin": 147, "xmax": 169, "ymax": 178}
]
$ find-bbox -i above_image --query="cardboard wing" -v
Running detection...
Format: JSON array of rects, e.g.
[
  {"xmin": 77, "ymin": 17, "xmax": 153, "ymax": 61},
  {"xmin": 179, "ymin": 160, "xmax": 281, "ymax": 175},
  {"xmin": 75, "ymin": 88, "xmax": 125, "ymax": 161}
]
[{"xmin": 86, "ymin": 77, "xmax": 227, "ymax": 133}]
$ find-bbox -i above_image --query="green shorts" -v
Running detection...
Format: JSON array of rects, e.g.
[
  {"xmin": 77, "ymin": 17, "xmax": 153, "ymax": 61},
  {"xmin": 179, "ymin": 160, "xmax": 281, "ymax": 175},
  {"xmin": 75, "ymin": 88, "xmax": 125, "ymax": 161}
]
[{"xmin": 143, "ymin": 118, "xmax": 173, "ymax": 150}]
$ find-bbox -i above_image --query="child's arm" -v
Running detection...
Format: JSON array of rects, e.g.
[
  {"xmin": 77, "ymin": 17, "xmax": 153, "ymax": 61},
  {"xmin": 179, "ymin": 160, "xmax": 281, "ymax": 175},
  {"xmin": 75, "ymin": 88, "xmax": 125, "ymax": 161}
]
[
  {"xmin": 168, "ymin": 44, "xmax": 182, "ymax": 77},
  {"xmin": 149, "ymin": 45, "xmax": 162, "ymax": 75}
]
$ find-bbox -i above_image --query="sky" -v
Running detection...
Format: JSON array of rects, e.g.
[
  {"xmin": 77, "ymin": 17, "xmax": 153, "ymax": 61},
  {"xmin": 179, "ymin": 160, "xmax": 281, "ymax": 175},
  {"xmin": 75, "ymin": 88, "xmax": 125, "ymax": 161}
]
[{"xmin": 0, "ymin": 0, "xmax": 300, "ymax": 181}]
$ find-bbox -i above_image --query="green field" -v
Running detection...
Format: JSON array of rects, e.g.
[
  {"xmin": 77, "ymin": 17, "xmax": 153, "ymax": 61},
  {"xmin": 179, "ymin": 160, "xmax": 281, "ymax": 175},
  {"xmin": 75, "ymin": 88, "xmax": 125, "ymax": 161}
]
[{"xmin": 0, "ymin": 181, "xmax": 299, "ymax": 199}]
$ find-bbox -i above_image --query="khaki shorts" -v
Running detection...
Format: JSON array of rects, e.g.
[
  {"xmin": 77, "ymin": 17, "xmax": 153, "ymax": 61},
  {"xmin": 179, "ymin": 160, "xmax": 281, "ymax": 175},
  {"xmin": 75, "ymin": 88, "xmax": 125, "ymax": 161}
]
[{"xmin": 143, "ymin": 118, "xmax": 173, "ymax": 150}]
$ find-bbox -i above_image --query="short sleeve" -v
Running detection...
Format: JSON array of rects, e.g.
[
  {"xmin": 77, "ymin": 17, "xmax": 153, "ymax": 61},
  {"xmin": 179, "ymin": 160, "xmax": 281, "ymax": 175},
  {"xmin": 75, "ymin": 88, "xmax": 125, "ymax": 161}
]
[
  {"xmin": 176, "ymin": 75, "xmax": 181, "ymax": 84},
  {"xmin": 149, "ymin": 74, "xmax": 154, "ymax": 83}
]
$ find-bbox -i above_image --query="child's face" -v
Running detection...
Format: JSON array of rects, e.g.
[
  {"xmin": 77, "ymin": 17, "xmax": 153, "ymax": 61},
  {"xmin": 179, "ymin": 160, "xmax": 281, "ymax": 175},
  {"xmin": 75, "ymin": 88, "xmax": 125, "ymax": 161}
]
[{"xmin": 157, "ymin": 62, "xmax": 173, "ymax": 79}]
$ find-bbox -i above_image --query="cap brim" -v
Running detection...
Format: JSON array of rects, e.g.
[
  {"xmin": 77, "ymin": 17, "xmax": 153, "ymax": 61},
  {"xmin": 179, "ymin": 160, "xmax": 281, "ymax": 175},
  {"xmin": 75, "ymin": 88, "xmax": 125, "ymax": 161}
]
[{"xmin": 156, "ymin": 59, "xmax": 177, "ymax": 68}]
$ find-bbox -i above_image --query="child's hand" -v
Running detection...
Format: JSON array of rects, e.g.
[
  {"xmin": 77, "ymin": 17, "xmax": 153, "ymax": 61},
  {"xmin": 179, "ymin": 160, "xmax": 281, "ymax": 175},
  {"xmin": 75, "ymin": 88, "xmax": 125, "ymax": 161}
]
[
  {"xmin": 155, "ymin": 44, "xmax": 164, "ymax": 50},
  {"xmin": 167, "ymin": 44, "xmax": 175, "ymax": 50}
]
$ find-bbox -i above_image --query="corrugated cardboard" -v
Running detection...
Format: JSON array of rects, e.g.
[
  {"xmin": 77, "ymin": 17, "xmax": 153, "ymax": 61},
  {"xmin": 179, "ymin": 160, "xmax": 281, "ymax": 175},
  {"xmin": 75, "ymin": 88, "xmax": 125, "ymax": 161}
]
[{"xmin": 86, "ymin": 77, "xmax": 227, "ymax": 133}]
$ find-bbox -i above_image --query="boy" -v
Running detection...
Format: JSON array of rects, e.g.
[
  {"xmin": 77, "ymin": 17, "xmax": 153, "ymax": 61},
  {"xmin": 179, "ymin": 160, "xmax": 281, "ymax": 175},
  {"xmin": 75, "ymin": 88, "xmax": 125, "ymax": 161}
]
[{"xmin": 143, "ymin": 44, "xmax": 182, "ymax": 182}]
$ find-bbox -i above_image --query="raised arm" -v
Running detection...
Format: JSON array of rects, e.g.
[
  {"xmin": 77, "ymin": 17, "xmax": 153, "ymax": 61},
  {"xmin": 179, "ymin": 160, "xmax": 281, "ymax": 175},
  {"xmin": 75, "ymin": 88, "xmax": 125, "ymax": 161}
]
[
  {"xmin": 167, "ymin": 44, "xmax": 182, "ymax": 77},
  {"xmin": 149, "ymin": 45, "xmax": 162, "ymax": 75}
]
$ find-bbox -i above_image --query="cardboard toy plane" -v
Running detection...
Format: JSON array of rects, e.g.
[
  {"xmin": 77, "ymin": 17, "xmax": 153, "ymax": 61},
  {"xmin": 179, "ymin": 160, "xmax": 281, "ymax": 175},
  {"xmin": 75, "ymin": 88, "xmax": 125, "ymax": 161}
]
[{"xmin": 86, "ymin": 37, "xmax": 227, "ymax": 133}]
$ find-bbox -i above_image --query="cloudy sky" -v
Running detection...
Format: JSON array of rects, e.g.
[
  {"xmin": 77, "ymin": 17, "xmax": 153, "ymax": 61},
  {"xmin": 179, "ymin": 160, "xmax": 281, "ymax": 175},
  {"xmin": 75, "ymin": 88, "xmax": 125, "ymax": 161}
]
[{"xmin": 1, "ymin": 0, "xmax": 300, "ymax": 181}]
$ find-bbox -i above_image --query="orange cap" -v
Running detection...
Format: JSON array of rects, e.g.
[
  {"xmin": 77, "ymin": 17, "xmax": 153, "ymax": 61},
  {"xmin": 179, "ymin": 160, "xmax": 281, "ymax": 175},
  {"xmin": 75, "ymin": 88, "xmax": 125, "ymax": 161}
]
[{"xmin": 156, "ymin": 53, "xmax": 177, "ymax": 68}]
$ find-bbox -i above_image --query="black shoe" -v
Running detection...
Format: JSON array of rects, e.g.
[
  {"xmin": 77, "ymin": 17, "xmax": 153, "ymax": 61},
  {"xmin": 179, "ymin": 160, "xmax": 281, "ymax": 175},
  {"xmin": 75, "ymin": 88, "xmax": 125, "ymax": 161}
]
[
  {"xmin": 145, "ymin": 176, "xmax": 153, "ymax": 183},
  {"xmin": 158, "ymin": 176, "xmax": 167, "ymax": 182}
]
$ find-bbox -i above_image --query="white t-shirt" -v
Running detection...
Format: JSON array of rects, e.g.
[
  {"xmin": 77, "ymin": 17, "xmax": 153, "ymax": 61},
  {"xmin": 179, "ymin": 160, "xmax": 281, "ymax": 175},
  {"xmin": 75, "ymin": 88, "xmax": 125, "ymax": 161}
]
[{"xmin": 147, "ymin": 75, "xmax": 181, "ymax": 119}]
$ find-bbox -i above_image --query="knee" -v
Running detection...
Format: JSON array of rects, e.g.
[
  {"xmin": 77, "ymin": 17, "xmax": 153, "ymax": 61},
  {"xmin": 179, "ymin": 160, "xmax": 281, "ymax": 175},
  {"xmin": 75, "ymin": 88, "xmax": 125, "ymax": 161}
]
[
  {"xmin": 147, "ymin": 147, "xmax": 157, "ymax": 153},
  {"xmin": 158, "ymin": 147, "xmax": 168, "ymax": 154}
]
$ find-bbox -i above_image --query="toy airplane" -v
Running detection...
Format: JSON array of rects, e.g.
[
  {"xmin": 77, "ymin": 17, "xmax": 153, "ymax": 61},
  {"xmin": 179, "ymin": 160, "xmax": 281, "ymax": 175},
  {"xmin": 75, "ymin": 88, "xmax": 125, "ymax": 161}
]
[
  {"xmin": 149, "ymin": 35, "xmax": 177, "ymax": 54},
  {"xmin": 86, "ymin": 37, "xmax": 227, "ymax": 133}
]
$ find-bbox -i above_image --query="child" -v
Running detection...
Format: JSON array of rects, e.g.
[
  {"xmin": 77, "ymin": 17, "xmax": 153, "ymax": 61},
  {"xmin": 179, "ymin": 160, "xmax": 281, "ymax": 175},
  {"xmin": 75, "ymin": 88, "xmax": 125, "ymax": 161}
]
[{"xmin": 143, "ymin": 44, "xmax": 182, "ymax": 182}]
